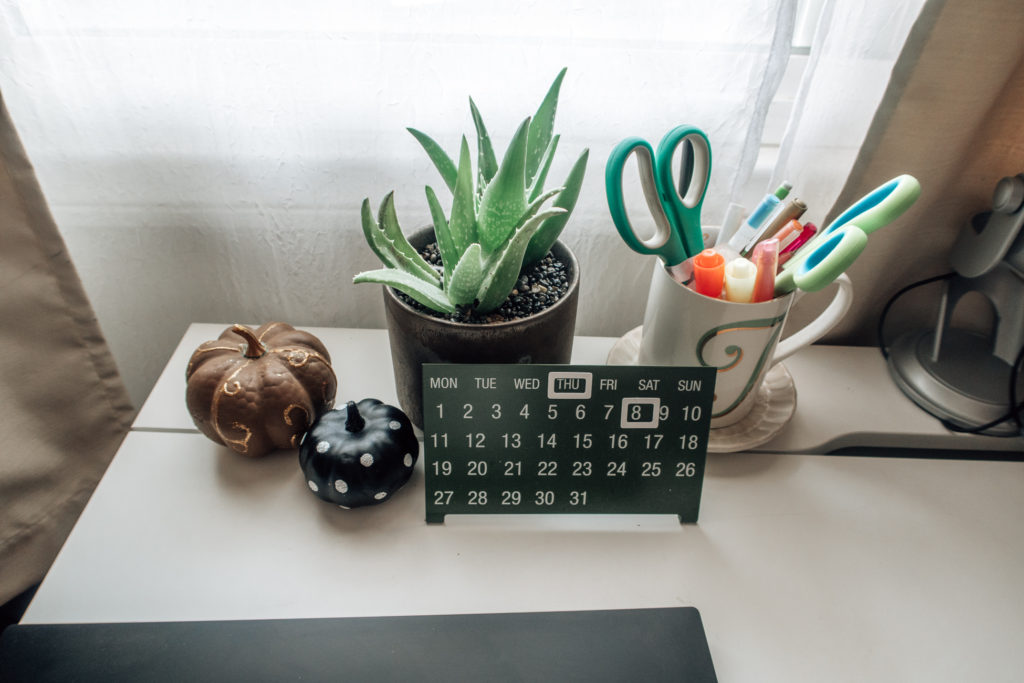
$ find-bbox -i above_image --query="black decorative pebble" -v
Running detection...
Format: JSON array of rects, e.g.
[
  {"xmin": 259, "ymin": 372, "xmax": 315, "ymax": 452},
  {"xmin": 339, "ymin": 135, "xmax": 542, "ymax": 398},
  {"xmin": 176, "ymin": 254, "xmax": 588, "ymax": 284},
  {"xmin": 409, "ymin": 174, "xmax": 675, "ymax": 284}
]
[{"xmin": 397, "ymin": 243, "xmax": 571, "ymax": 324}]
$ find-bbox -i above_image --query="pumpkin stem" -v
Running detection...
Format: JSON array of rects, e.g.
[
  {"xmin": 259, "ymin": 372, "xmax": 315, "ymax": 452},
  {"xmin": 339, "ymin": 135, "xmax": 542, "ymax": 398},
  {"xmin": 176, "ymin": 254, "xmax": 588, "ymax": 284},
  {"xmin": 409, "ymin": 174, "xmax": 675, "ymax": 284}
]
[
  {"xmin": 344, "ymin": 401, "xmax": 365, "ymax": 432},
  {"xmin": 232, "ymin": 324, "xmax": 266, "ymax": 359}
]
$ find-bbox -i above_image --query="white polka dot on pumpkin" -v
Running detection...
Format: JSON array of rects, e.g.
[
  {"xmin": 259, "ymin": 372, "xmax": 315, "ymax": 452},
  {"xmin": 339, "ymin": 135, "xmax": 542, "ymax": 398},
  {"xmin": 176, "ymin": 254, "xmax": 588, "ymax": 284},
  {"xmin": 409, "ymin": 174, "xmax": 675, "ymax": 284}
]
[
  {"xmin": 360, "ymin": 453, "xmax": 374, "ymax": 467},
  {"xmin": 334, "ymin": 479, "xmax": 349, "ymax": 494},
  {"xmin": 307, "ymin": 480, "xmax": 319, "ymax": 492},
  {"xmin": 316, "ymin": 441, "xmax": 330, "ymax": 453},
  {"xmin": 404, "ymin": 454, "xmax": 413, "ymax": 467},
  {"xmin": 374, "ymin": 492, "xmax": 388, "ymax": 500},
  {"xmin": 389, "ymin": 420, "xmax": 401, "ymax": 430}
]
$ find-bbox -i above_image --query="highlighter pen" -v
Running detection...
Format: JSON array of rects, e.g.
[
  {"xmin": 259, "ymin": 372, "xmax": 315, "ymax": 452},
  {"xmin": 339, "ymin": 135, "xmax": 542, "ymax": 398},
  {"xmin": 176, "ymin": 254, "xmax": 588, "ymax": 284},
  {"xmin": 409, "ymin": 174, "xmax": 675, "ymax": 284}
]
[
  {"xmin": 726, "ymin": 182, "xmax": 792, "ymax": 253},
  {"xmin": 750, "ymin": 239, "xmax": 779, "ymax": 302},
  {"xmin": 774, "ymin": 220, "xmax": 804, "ymax": 252},
  {"xmin": 724, "ymin": 257, "xmax": 757, "ymax": 303},
  {"xmin": 777, "ymin": 222, "xmax": 818, "ymax": 266},
  {"xmin": 740, "ymin": 197, "xmax": 807, "ymax": 256},
  {"xmin": 692, "ymin": 249, "xmax": 726, "ymax": 299}
]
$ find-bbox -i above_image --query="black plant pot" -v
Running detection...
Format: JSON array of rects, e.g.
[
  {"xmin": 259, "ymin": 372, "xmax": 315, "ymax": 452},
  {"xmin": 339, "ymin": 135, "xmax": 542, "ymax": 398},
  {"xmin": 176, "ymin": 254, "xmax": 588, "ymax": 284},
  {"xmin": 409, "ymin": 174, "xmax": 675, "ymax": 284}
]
[{"xmin": 383, "ymin": 227, "xmax": 580, "ymax": 429}]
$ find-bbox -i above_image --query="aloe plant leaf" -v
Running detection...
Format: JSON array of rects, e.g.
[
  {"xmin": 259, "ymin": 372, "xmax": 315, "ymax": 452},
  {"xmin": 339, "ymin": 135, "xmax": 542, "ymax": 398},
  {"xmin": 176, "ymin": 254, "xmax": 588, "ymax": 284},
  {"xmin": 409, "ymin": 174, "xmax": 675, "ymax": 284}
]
[
  {"xmin": 528, "ymin": 134, "xmax": 559, "ymax": 202},
  {"xmin": 353, "ymin": 268, "xmax": 456, "ymax": 314},
  {"xmin": 477, "ymin": 117, "xmax": 531, "ymax": 254},
  {"xmin": 469, "ymin": 97, "xmax": 498, "ymax": 190},
  {"xmin": 425, "ymin": 185, "xmax": 456, "ymax": 288},
  {"xmin": 523, "ymin": 148, "xmax": 589, "ymax": 267},
  {"xmin": 525, "ymin": 68, "xmax": 566, "ymax": 188},
  {"xmin": 447, "ymin": 243, "xmax": 485, "ymax": 307},
  {"xmin": 449, "ymin": 136, "xmax": 478, "ymax": 254},
  {"xmin": 475, "ymin": 207, "xmax": 566, "ymax": 313},
  {"xmin": 360, "ymin": 198, "xmax": 401, "ymax": 270},
  {"xmin": 407, "ymin": 127, "xmax": 457, "ymax": 193},
  {"xmin": 378, "ymin": 192, "xmax": 440, "ymax": 283}
]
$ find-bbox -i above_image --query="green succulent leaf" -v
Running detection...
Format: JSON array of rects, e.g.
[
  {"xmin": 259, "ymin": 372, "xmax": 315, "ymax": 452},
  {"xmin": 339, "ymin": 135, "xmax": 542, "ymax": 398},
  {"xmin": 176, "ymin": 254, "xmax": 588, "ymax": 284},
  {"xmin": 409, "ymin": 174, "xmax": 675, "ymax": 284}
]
[
  {"xmin": 407, "ymin": 127, "xmax": 457, "ymax": 194},
  {"xmin": 524, "ymin": 147, "xmax": 589, "ymax": 267},
  {"xmin": 525, "ymin": 68, "xmax": 566, "ymax": 188},
  {"xmin": 469, "ymin": 97, "xmax": 498, "ymax": 190},
  {"xmin": 447, "ymin": 242, "xmax": 485, "ymax": 307},
  {"xmin": 353, "ymin": 268, "xmax": 456, "ymax": 314},
  {"xmin": 424, "ymin": 185, "xmax": 455, "ymax": 288},
  {"xmin": 449, "ymin": 136, "xmax": 478, "ymax": 255},
  {"xmin": 360, "ymin": 198, "xmax": 401, "ymax": 270},
  {"xmin": 477, "ymin": 117, "xmax": 531, "ymax": 254},
  {"xmin": 475, "ymin": 206, "xmax": 566, "ymax": 313},
  {"xmin": 528, "ymin": 133, "xmax": 559, "ymax": 202},
  {"xmin": 378, "ymin": 192, "xmax": 440, "ymax": 284}
]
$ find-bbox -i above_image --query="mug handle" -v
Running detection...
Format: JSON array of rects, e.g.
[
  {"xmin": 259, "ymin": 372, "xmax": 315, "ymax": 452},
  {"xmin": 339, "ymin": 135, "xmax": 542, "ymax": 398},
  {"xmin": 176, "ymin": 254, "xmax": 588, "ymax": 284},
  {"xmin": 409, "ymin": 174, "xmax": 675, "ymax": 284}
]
[{"xmin": 772, "ymin": 273, "xmax": 853, "ymax": 364}]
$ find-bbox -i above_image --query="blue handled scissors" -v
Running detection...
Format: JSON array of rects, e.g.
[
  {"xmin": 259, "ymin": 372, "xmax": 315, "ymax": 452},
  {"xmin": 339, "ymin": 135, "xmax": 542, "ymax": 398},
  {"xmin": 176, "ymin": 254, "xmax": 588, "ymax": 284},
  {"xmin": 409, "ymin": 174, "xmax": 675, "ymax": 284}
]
[
  {"xmin": 775, "ymin": 174, "xmax": 921, "ymax": 295},
  {"xmin": 605, "ymin": 125, "xmax": 711, "ymax": 266}
]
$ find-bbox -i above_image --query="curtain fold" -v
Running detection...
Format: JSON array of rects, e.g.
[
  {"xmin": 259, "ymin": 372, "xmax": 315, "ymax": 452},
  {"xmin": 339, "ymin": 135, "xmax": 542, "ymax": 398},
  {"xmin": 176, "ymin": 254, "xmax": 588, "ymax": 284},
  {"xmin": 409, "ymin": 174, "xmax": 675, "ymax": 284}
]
[
  {"xmin": 787, "ymin": 0, "xmax": 1024, "ymax": 345},
  {"xmin": 0, "ymin": 90, "xmax": 133, "ymax": 605}
]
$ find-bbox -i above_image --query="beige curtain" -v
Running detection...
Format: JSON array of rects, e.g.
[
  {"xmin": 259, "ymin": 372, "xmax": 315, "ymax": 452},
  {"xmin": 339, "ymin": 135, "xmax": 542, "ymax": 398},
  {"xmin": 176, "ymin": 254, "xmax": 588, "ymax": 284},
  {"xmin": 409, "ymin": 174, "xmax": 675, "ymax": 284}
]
[
  {"xmin": 0, "ymin": 92, "xmax": 133, "ymax": 606},
  {"xmin": 793, "ymin": 0, "xmax": 1024, "ymax": 346}
]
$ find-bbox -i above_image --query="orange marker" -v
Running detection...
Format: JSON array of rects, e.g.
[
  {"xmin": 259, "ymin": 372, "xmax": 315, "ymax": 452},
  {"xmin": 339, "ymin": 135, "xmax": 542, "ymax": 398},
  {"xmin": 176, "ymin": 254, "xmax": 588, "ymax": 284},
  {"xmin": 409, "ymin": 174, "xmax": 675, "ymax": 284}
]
[{"xmin": 692, "ymin": 249, "xmax": 726, "ymax": 299}]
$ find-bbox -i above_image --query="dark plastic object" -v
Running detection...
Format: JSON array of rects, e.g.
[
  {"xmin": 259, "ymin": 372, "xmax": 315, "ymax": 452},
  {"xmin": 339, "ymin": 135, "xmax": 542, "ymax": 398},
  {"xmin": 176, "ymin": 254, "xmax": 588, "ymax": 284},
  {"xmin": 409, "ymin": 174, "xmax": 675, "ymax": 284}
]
[{"xmin": 0, "ymin": 607, "xmax": 717, "ymax": 682}]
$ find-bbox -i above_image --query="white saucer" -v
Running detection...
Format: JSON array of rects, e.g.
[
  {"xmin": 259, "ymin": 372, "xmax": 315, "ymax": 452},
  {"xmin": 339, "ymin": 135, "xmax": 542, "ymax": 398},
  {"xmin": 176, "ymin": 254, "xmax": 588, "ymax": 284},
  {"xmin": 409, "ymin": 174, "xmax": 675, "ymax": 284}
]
[{"xmin": 606, "ymin": 326, "xmax": 797, "ymax": 453}]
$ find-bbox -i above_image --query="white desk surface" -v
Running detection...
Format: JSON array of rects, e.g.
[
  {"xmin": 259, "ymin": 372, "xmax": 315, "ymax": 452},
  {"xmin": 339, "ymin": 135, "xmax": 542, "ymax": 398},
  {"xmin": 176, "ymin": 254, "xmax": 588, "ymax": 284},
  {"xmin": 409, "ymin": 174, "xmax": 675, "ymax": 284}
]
[
  {"xmin": 24, "ymin": 432, "xmax": 1024, "ymax": 682},
  {"xmin": 135, "ymin": 323, "xmax": 1021, "ymax": 453},
  {"xmin": 23, "ymin": 323, "xmax": 1024, "ymax": 682}
]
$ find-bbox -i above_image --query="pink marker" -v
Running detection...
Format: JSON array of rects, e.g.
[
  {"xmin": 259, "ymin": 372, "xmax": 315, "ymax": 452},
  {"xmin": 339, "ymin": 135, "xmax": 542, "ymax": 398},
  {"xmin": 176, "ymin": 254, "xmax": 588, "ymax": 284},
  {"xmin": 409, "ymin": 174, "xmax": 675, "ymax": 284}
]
[{"xmin": 750, "ymin": 239, "xmax": 779, "ymax": 302}]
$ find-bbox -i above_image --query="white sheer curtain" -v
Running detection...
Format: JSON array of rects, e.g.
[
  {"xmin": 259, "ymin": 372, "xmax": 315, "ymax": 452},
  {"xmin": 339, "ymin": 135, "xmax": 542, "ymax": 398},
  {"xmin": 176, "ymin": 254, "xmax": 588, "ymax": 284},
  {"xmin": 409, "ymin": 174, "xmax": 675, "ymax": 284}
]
[{"xmin": 0, "ymin": 0, "xmax": 926, "ymax": 405}]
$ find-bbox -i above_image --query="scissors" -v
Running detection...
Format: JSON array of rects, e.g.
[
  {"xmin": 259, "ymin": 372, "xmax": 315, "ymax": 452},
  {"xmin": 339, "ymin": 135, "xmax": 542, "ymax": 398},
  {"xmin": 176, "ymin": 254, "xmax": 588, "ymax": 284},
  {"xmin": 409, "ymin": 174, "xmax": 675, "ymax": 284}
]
[
  {"xmin": 775, "ymin": 174, "xmax": 921, "ymax": 295},
  {"xmin": 605, "ymin": 125, "xmax": 711, "ymax": 266}
]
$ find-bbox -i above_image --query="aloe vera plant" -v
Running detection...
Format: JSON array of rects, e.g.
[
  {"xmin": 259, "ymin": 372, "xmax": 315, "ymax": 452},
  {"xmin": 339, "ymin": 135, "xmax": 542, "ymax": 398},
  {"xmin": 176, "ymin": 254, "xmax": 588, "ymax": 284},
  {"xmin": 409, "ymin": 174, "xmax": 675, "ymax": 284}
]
[{"xmin": 353, "ymin": 69, "xmax": 589, "ymax": 316}]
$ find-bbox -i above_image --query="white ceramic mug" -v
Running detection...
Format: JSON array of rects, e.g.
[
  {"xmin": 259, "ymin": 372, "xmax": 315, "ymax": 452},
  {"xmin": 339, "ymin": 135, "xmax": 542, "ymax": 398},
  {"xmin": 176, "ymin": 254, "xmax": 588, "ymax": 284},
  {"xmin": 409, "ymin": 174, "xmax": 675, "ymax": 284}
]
[{"xmin": 638, "ymin": 263, "xmax": 853, "ymax": 428}]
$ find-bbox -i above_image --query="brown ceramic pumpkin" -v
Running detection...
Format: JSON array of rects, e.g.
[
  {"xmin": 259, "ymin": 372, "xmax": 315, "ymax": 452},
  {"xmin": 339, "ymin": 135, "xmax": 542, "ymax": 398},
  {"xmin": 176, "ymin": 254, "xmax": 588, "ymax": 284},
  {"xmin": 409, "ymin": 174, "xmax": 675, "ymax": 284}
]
[{"xmin": 186, "ymin": 322, "xmax": 337, "ymax": 457}]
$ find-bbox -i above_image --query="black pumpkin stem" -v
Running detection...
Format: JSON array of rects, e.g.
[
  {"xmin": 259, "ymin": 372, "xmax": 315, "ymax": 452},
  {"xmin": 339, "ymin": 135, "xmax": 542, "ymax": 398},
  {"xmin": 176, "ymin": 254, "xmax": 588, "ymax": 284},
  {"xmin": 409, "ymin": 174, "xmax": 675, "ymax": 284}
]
[
  {"xmin": 232, "ymin": 324, "xmax": 266, "ymax": 359},
  {"xmin": 345, "ymin": 401, "xmax": 365, "ymax": 433}
]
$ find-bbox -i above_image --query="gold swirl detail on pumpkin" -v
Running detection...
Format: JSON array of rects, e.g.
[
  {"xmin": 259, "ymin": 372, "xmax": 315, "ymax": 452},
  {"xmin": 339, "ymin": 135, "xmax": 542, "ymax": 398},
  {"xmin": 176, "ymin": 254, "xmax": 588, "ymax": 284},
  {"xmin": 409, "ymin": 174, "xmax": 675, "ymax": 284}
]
[
  {"xmin": 696, "ymin": 313, "xmax": 787, "ymax": 417},
  {"xmin": 210, "ymin": 362, "xmax": 251, "ymax": 450},
  {"xmin": 225, "ymin": 422, "xmax": 253, "ymax": 454}
]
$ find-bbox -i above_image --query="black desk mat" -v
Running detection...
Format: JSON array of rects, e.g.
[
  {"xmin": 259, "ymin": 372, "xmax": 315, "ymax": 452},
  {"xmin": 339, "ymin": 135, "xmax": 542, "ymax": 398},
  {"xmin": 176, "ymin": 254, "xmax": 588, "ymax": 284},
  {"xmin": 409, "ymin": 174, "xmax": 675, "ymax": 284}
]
[{"xmin": 0, "ymin": 606, "xmax": 716, "ymax": 682}]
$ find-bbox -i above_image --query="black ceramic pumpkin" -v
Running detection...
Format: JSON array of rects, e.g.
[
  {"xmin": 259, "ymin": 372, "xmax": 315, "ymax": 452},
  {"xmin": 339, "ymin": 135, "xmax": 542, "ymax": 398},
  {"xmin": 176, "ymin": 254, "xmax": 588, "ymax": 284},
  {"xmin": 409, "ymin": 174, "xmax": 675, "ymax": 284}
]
[{"xmin": 299, "ymin": 399, "xmax": 419, "ymax": 508}]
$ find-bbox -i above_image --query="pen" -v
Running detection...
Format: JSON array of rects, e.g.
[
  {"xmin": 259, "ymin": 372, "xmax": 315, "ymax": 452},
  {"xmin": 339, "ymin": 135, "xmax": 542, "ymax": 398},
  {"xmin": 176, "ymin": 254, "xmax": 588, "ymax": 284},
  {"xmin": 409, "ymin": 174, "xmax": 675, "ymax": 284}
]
[
  {"xmin": 740, "ymin": 197, "xmax": 806, "ymax": 256},
  {"xmin": 724, "ymin": 257, "xmax": 757, "ymax": 303},
  {"xmin": 750, "ymin": 239, "xmax": 779, "ymax": 302},
  {"xmin": 692, "ymin": 248, "xmax": 726, "ymax": 298},
  {"xmin": 778, "ymin": 222, "xmax": 818, "ymax": 266},
  {"xmin": 774, "ymin": 220, "xmax": 804, "ymax": 252},
  {"xmin": 726, "ymin": 182, "xmax": 792, "ymax": 253}
]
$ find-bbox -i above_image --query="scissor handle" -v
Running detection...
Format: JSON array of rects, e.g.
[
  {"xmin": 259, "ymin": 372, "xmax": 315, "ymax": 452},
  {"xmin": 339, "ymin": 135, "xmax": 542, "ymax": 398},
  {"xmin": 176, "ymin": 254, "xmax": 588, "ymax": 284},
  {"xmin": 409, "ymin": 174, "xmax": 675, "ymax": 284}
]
[
  {"xmin": 774, "ymin": 224, "xmax": 868, "ymax": 295},
  {"xmin": 826, "ymin": 174, "xmax": 920, "ymax": 237},
  {"xmin": 605, "ymin": 137, "xmax": 689, "ymax": 266},
  {"xmin": 656, "ymin": 125, "xmax": 711, "ymax": 259}
]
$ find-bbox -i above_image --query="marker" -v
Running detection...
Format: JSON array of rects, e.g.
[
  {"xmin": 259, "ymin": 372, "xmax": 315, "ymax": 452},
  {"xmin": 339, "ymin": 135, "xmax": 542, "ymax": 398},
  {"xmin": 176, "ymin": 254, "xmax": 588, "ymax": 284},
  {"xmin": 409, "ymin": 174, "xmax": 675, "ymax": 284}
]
[
  {"xmin": 740, "ymin": 197, "xmax": 807, "ymax": 256},
  {"xmin": 724, "ymin": 257, "xmax": 757, "ymax": 303},
  {"xmin": 691, "ymin": 249, "xmax": 726, "ymax": 298},
  {"xmin": 778, "ymin": 222, "xmax": 818, "ymax": 266},
  {"xmin": 774, "ymin": 220, "xmax": 804, "ymax": 253},
  {"xmin": 727, "ymin": 182, "xmax": 792, "ymax": 253},
  {"xmin": 750, "ymin": 239, "xmax": 779, "ymax": 302}
]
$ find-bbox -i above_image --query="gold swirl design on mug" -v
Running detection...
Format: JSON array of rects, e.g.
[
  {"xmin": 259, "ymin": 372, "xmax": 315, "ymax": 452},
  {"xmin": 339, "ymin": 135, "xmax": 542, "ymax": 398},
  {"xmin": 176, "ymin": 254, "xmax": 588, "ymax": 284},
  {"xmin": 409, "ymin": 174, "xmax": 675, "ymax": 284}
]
[{"xmin": 697, "ymin": 314, "xmax": 787, "ymax": 417}]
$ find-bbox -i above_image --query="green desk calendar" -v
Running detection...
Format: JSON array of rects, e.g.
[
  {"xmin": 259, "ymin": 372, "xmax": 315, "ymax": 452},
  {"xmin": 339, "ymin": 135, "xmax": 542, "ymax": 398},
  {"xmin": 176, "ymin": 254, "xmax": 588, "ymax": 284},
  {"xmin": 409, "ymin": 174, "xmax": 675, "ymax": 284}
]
[{"xmin": 422, "ymin": 364, "xmax": 715, "ymax": 524}]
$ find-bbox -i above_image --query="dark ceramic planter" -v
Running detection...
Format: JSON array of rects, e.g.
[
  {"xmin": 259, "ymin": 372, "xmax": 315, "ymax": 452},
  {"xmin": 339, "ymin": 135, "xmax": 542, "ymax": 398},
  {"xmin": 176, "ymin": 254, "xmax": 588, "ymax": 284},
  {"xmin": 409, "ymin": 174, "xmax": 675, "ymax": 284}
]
[{"xmin": 383, "ymin": 227, "xmax": 580, "ymax": 429}]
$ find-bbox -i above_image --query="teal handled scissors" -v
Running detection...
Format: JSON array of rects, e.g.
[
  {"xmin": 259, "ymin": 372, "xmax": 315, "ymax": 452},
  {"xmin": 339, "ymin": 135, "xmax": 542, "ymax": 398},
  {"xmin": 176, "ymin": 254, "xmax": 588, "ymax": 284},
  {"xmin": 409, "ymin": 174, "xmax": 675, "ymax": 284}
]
[
  {"xmin": 605, "ymin": 125, "xmax": 711, "ymax": 266},
  {"xmin": 775, "ymin": 174, "xmax": 921, "ymax": 295}
]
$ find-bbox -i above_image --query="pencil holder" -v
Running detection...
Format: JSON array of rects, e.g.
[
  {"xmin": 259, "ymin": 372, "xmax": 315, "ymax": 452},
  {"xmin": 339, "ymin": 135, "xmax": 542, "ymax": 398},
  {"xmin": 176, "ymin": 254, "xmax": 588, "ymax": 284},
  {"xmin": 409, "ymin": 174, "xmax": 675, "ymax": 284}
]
[{"xmin": 639, "ymin": 264, "xmax": 853, "ymax": 427}]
